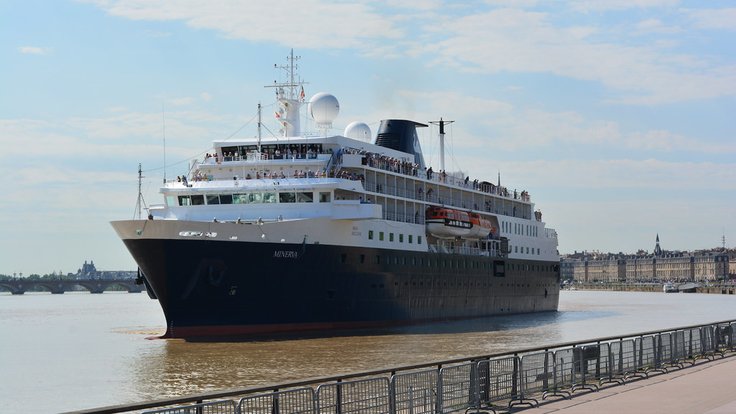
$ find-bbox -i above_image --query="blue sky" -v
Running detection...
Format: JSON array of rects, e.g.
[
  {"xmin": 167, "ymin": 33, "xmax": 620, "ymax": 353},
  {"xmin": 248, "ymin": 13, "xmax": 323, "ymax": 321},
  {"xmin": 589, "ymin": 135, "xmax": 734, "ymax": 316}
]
[{"xmin": 1, "ymin": 0, "xmax": 734, "ymax": 275}]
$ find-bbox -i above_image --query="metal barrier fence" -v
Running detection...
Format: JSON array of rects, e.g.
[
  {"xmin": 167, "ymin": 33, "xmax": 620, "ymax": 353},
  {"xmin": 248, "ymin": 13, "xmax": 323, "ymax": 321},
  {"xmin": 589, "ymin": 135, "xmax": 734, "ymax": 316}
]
[{"xmin": 71, "ymin": 320, "xmax": 736, "ymax": 414}]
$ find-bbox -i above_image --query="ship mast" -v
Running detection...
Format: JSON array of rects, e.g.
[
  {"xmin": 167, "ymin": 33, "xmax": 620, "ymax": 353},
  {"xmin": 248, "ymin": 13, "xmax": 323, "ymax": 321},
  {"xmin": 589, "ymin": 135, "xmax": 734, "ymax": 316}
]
[
  {"xmin": 429, "ymin": 118, "xmax": 454, "ymax": 172},
  {"xmin": 134, "ymin": 163, "xmax": 147, "ymax": 219},
  {"xmin": 257, "ymin": 102, "xmax": 262, "ymax": 152},
  {"xmin": 265, "ymin": 49, "xmax": 307, "ymax": 137}
]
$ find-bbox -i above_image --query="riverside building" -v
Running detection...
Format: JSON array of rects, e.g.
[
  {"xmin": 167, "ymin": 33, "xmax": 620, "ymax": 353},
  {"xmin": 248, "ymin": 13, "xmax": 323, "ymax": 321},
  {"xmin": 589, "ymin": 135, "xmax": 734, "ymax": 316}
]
[{"xmin": 562, "ymin": 235, "xmax": 731, "ymax": 283}]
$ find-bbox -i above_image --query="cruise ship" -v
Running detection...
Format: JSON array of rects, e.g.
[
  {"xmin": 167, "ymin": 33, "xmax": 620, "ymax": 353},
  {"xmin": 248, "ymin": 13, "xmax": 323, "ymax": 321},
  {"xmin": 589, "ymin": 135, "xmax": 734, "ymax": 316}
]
[{"xmin": 111, "ymin": 52, "xmax": 561, "ymax": 338}]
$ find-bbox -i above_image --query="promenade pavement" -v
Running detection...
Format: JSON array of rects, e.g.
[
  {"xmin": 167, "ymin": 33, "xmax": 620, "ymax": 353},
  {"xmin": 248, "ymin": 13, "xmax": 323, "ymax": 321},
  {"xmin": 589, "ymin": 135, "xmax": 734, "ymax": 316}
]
[{"xmin": 511, "ymin": 355, "xmax": 736, "ymax": 414}]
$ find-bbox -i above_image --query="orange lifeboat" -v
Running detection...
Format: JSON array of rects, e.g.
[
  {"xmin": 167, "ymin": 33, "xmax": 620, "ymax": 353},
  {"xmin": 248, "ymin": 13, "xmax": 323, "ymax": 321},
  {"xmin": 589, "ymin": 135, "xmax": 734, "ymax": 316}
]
[
  {"xmin": 425, "ymin": 207, "xmax": 492, "ymax": 239},
  {"xmin": 467, "ymin": 212, "xmax": 492, "ymax": 239}
]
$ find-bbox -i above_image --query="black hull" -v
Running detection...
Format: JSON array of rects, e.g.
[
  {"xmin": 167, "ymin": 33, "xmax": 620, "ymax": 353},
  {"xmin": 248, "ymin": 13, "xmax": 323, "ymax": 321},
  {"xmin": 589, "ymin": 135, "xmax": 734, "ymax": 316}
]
[{"xmin": 123, "ymin": 238, "xmax": 560, "ymax": 338}]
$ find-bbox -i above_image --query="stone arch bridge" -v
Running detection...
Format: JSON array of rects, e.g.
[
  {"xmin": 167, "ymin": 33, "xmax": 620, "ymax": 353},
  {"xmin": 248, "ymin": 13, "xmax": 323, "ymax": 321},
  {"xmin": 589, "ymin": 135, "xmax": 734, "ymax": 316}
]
[{"xmin": 0, "ymin": 279, "xmax": 145, "ymax": 295}]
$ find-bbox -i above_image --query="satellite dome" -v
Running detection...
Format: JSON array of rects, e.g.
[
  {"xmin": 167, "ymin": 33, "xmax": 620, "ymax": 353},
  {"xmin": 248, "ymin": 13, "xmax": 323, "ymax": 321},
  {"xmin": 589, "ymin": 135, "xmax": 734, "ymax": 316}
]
[
  {"xmin": 344, "ymin": 122, "xmax": 372, "ymax": 142},
  {"xmin": 309, "ymin": 92, "xmax": 340, "ymax": 127}
]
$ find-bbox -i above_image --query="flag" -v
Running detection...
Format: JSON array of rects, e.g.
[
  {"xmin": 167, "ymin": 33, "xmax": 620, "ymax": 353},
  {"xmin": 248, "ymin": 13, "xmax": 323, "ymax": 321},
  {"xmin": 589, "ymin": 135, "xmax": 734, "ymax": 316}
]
[
  {"xmin": 274, "ymin": 111, "xmax": 281, "ymax": 119},
  {"xmin": 299, "ymin": 86, "xmax": 305, "ymax": 102}
]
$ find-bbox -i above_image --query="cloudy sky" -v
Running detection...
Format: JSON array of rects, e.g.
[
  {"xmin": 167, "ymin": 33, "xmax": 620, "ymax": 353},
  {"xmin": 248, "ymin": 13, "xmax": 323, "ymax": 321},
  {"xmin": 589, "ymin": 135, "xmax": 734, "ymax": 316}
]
[{"xmin": 1, "ymin": 0, "xmax": 734, "ymax": 275}]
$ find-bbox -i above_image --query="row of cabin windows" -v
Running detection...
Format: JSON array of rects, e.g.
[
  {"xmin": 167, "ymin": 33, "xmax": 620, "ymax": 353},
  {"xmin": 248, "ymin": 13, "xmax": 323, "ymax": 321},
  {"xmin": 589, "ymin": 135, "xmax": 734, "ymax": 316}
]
[
  {"xmin": 339, "ymin": 253, "xmax": 555, "ymax": 273},
  {"xmin": 510, "ymin": 245, "xmax": 542, "ymax": 255},
  {"xmin": 501, "ymin": 221, "xmax": 539, "ymax": 238},
  {"xmin": 367, "ymin": 230, "xmax": 423, "ymax": 246},
  {"xmin": 173, "ymin": 191, "xmax": 332, "ymax": 206}
]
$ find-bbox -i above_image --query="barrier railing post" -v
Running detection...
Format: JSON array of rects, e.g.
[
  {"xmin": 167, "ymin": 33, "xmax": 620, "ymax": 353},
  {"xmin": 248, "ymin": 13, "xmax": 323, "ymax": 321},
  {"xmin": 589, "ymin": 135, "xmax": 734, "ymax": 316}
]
[
  {"xmin": 388, "ymin": 372, "xmax": 397, "ymax": 414},
  {"xmin": 272, "ymin": 389, "xmax": 280, "ymax": 414},
  {"xmin": 511, "ymin": 356, "xmax": 519, "ymax": 400},
  {"xmin": 435, "ymin": 364, "xmax": 443, "ymax": 414},
  {"xmin": 509, "ymin": 354, "xmax": 537, "ymax": 409},
  {"xmin": 336, "ymin": 379, "xmax": 342, "ymax": 414}
]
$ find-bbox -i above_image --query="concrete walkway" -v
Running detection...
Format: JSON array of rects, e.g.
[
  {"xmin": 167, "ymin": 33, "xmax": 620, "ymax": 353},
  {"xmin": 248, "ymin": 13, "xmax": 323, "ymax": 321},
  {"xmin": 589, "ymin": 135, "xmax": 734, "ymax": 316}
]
[{"xmin": 513, "ymin": 355, "xmax": 736, "ymax": 413}]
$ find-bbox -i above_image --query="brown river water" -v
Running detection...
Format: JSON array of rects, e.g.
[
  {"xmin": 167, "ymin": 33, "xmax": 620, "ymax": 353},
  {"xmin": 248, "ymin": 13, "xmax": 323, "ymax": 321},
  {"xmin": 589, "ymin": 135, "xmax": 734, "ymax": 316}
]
[{"xmin": 1, "ymin": 290, "xmax": 734, "ymax": 413}]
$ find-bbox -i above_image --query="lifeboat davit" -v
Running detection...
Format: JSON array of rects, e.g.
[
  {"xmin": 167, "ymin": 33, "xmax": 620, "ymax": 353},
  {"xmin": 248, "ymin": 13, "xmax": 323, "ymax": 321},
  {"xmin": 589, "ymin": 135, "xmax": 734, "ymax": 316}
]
[{"xmin": 425, "ymin": 207, "xmax": 492, "ymax": 239}]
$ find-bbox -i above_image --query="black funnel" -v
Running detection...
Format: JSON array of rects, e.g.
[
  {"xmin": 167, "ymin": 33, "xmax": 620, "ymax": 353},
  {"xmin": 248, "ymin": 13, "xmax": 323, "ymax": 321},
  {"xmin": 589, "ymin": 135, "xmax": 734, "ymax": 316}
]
[{"xmin": 375, "ymin": 119, "xmax": 427, "ymax": 170}]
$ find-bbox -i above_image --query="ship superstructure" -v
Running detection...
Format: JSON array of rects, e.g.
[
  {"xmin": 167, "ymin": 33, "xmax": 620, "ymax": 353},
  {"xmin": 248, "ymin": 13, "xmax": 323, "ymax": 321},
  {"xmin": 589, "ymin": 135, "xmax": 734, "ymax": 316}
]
[{"xmin": 112, "ymin": 52, "xmax": 560, "ymax": 338}]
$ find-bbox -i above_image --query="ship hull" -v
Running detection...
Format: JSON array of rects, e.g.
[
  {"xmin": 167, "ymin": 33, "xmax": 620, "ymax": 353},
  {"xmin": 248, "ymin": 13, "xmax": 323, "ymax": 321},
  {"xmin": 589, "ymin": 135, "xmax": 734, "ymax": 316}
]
[{"xmin": 121, "ymin": 234, "xmax": 561, "ymax": 338}]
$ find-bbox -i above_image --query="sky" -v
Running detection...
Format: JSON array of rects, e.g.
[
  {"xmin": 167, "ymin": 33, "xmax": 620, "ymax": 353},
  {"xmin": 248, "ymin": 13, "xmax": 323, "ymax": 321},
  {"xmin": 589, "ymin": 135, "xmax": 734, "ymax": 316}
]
[{"xmin": 1, "ymin": 0, "xmax": 734, "ymax": 275}]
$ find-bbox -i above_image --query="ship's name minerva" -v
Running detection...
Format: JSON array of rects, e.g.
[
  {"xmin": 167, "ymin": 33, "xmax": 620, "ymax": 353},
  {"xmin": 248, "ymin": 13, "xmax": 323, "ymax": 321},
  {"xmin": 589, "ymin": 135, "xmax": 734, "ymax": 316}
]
[{"xmin": 273, "ymin": 250, "xmax": 299, "ymax": 259}]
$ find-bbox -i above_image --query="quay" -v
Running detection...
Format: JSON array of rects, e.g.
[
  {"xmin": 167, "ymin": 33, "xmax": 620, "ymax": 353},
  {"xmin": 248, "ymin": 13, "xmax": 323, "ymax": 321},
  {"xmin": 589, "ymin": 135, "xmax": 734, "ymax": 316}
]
[
  {"xmin": 520, "ymin": 355, "xmax": 736, "ymax": 413},
  {"xmin": 569, "ymin": 282, "xmax": 736, "ymax": 295},
  {"xmin": 67, "ymin": 319, "xmax": 736, "ymax": 414}
]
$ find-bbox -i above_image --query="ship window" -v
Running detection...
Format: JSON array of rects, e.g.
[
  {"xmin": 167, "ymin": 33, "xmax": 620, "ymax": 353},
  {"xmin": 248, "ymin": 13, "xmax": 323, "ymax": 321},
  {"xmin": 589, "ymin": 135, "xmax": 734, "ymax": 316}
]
[
  {"xmin": 399, "ymin": 234, "xmax": 404, "ymax": 243},
  {"xmin": 279, "ymin": 192, "xmax": 296, "ymax": 203},
  {"xmin": 375, "ymin": 255, "xmax": 381, "ymax": 264},
  {"xmin": 515, "ymin": 246, "xmax": 518, "ymax": 253},
  {"xmin": 219, "ymin": 194, "xmax": 233, "ymax": 204},
  {"xmin": 408, "ymin": 235, "xmax": 413, "ymax": 244},
  {"xmin": 390, "ymin": 233, "xmax": 394, "ymax": 242},
  {"xmin": 319, "ymin": 192, "xmax": 331, "ymax": 202},
  {"xmin": 418, "ymin": 236, "xmax": 423, "ymax": 245},
  {"xmin": 178, "ymin": 195, "xmax": 191, "ymax": 206},
  {"xmin": 297, "ymin": 192, "xmax": 313, "ymax": 203},
  {"xmin": 166, "ymin": 196, "xmax": 176, "ymax": 206},
  {"xmin": 249, "ymin": 193, "xmax": 263, "ymax": 203},
  {"xmin": 191, "ymin": 195, "xmax": 204, "ymax": 205},
  {"xmin": 368, "ymin": 230, "xmax": 374, "ymax": 240},
  {"xmin": 263, "ymin": 192, "xmax": 277, "ymax": 203},
  {"xmin": 232, "ymin": 194, "xmax": 247, "ymax": 204},
  {"xmin": 379, "ymin": 232, "xmax": 384, "ymax": 241},
  {"xmin": 206, "ymin": 195, "xmax": 220, "ymax": 205},
  {"xmin": 360, "ymin": 254, "xmax": 365, "ymax": 263}
]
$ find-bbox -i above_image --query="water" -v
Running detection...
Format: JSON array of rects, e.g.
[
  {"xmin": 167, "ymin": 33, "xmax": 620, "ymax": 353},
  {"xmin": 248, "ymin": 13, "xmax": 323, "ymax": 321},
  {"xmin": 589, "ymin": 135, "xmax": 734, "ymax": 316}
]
[{"xmin": 1, "ymin": 290, "xmax": 735, "ymax": 413}]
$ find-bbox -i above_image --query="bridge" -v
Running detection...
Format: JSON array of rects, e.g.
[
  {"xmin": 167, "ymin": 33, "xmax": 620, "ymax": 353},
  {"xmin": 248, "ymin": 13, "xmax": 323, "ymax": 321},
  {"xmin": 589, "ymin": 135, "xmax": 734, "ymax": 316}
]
[{"xmin": 0, "ymin": 279, "xmax": 145, "ymax": 295}]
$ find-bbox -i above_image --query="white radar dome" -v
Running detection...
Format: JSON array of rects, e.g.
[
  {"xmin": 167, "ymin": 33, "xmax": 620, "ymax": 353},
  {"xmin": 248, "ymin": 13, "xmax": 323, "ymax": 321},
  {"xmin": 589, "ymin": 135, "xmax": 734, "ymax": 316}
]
[
  {"xmin": 309, "ymin": 92, "xmax": 340, "ymax": 127},
  {"xmin": 344, "ymin": 122, "xmax": 372, "ymax": 142}
]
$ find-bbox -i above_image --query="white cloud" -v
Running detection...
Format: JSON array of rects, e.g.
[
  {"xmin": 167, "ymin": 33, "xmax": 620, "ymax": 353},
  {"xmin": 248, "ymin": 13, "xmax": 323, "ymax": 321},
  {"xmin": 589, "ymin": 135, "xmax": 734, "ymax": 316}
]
[
  {"xmin": 568, "ymin": 0, "xmax": 680, "ymax": 13},
  {"xmin": 419, "ymin": 8, "xmax": 736, "ymax": 104},
  {"xmin": 168, "ymin": 96, "xmax": 195, "ymax": 106},
  {"xmin": 634, "ymin": 18, "xmax": 682, "ymax": 34},
  {"xmin": 684, "ymin": 8, "xmax": 736, "ymax": 31},
  {"xmin": 18, "ymin": 46, "xmax": 49, "ymax": 55},
  {"xmin": 87, "ymin": 0, "xmax": 403, "ymax": 49}
]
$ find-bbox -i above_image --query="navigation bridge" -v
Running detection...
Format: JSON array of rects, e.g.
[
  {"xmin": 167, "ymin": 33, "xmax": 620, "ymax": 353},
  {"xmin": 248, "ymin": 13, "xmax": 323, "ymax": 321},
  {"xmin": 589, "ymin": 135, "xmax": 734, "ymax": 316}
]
[{"xmin": 0, "ymin": 279, "xmax": 145, "ymax": 295}]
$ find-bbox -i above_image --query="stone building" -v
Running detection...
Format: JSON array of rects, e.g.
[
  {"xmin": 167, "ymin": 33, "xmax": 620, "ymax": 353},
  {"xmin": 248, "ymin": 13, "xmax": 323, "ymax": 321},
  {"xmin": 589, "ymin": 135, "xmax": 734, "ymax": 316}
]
[{"xmin": 561, "ymin": 236, "xmax": 731, "ymax": 283}]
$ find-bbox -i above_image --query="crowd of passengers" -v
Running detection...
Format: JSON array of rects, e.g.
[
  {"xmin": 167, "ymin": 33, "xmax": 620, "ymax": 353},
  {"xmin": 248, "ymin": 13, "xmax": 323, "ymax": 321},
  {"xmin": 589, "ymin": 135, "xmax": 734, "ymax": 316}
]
[
  {"xmin": 195, "ymin": 145, "xmax": 530, "ymax": 202},
  {"xmin": 341, "ymin": 147, "xmax": 530, "ymax": 202},
  {"xmin": 203, "ymin": 144, "xmax": 329, "ymax": 163}
]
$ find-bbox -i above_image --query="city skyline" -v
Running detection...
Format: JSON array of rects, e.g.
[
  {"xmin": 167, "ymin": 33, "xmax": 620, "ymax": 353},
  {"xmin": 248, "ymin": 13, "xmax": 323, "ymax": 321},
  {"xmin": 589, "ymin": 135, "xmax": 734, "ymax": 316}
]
[{"xmin": 1, "ymin": 0, "xmax": 734, "ymax": 275}]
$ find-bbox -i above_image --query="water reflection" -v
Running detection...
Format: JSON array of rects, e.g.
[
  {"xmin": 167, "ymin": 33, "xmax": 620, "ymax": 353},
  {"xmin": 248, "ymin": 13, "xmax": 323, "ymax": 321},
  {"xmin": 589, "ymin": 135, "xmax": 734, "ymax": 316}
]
[{"xmin": 131, "ymin": 309, "xmax": 611, "ymax": 400}]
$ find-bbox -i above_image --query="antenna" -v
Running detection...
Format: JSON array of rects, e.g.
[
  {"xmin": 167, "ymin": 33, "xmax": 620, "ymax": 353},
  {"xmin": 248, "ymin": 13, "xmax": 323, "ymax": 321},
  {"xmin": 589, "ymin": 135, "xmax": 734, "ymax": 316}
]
[
  {"xmin": 428, "ymin": 118, "xmax": 454, "ymax": 172},
  {"xmin": 265, "ymin": 49, "xmax": 308, "ymax": 137},
  {"xmin": 257, "ymin": 102, "xmax": 262, "ymax": 152},
  {"xmin": 134, "ymin": 163, "xmax": 148, "ymax": 219},
  {"xmin": 162, "ymin": 103, "xmax": 167, "ymax": 184}
]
